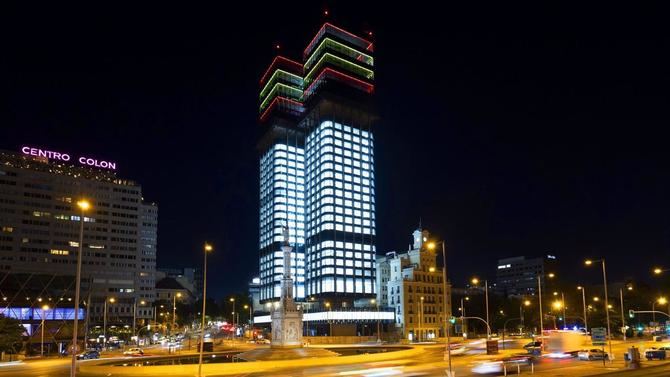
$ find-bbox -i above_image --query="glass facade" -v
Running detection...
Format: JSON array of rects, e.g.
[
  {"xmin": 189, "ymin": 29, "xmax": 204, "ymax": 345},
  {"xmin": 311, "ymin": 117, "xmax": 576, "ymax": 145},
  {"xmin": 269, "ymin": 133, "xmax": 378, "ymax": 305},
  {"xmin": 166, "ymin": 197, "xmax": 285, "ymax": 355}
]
[
  {"xmin": 304, "ymin": 120, "xmax": 376, "ymax": 296},
  {"xmin": 258, "ymin": 23, "xmax": 377, "ymax": 302},
  {"xmin": 259, "ymin": 144, "xmax": 306, "ymax": 301}
]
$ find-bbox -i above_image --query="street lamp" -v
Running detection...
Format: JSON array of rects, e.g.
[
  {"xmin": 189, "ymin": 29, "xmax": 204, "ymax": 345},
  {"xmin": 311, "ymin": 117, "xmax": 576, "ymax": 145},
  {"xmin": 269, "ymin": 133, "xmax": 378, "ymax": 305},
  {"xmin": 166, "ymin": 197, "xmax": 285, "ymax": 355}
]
[
  {"xmin": 70, "ymin": 199, "xmax": 90, "ymax": 377},
  {"xmin": 419, "ymin": 296, "xmax": 424, "ymax": 342},
  {"xmin": 229, "ymin": 297, "xmax": 236, "ymax": 339},
  {"xmin": 427, "ymin": 239, "xmax": 453, "ymax": 373},
  {"xmin": 577, "ymin": 286, "xmax": 588, "ymax": 333},
  {"xmin": 198, "ymin": 242, "xmax": 213, "ymax": 377},
  {"xmin": 103, "ymin": 297, "xmax": 116, "ymax": 349},
  {"xmin": 653, "ymin": 297, "xmax": 668, "ymax": 323},
  {"xmin": 460, "ymin": 297, "xmax": 469, "ymax": 337},
  {"xmin": 132, "ymin": 300, "xmax": 146, "ymax": 343},
  {"xmin": 370, "ymin": 299, "xmax": 380, "ymax": 342},
  {"xmin": 172, "ymin": 292, "xmax": 182, "ymax": 333},
  {"xmin": 325, "ymin": 302, "xmax": 332, "ymax": 336},
  {"xmin": 41, "ymin": 305, "xmax": 50, "ymax": 356},
  {"xmin": 471, "ymin": 277, "xmax": 490, "ymax": 339},
  {"xmin": 653, "ymin": 267, "xmax": 669, "ymax": 275},
  {"xmin": 619, "ymin": 284, "xmax": 632, "ymax": 341},
  {"xmin": 585, "ymin": 259, "xmax": 612, "ymax": 361},
  {"xmin": 521, "ymin": 300, "xmax": 531, "ymax": 330}
]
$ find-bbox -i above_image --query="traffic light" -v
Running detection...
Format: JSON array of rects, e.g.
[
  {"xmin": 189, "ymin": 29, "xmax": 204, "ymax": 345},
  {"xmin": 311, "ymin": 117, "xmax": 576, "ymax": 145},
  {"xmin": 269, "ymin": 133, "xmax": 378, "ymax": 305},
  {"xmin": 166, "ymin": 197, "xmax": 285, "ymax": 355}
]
[
  {"xmin": 449, "ymin": 316, "xmax": 456, "ymax": 324},
  {"xmin": 629, "ymin": 309, "xmax": 635, "ymax": 318}
]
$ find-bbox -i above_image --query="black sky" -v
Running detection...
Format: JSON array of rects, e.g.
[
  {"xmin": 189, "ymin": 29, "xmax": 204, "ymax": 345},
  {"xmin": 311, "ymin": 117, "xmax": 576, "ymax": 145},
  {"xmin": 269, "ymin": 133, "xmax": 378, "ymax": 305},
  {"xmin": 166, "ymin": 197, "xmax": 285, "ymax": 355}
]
[{"xmin": 5, "ymin": 2, "xmax": 670, "ymax": 297}]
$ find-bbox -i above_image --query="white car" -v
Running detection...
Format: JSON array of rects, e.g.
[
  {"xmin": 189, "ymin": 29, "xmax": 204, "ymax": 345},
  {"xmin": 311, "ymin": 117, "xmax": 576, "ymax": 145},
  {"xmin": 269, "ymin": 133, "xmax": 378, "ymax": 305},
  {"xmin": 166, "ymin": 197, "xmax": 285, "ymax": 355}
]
[
  {"xmin": 472, "ymin": 360, "xmax": 504, "ymax": 374},
  {"xmin": 578, "ymin": 349, "xmax": 607, "ymax": 360},
  {"xmin": 123, "ymin": 347, "xmax": 144, "ymax": 356}
]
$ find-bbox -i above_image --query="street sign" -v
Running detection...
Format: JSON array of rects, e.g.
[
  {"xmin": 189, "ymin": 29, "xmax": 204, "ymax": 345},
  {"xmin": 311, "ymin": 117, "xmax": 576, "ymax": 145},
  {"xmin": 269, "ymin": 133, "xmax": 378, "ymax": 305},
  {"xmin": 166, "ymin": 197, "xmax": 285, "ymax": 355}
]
[
  {"xmin": 486, "ymin": 340, "xmax": 499, "ymax": 355},
  {"xmin": 591, "ymin": 327, "xmax": 606, "ymax": 345},
  {"xmin": 68, "ymin": 344, "xmax": 81, "ymax": 354}
]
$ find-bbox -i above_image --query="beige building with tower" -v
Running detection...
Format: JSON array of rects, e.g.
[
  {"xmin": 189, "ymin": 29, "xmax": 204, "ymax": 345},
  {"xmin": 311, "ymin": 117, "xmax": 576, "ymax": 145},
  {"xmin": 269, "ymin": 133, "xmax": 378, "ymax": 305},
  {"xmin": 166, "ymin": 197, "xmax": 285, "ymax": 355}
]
[{"xmin": 377, "ymin": 229, "xmax": 452, "ymax": 341}]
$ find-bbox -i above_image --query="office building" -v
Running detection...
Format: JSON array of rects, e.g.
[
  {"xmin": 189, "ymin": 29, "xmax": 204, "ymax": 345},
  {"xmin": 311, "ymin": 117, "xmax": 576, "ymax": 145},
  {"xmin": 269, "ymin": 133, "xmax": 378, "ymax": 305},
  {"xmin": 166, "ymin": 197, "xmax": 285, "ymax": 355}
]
[
  {"xmin": 0, "ymin": 147, "xmax": 157, "ymax": 329},
  {"xmin": 495, "ymin": 255, "xmax": 557, "ymax": 297},
  {"xmin": 258, "ymin": 23, "xmax": 376, "ymax": 306}
]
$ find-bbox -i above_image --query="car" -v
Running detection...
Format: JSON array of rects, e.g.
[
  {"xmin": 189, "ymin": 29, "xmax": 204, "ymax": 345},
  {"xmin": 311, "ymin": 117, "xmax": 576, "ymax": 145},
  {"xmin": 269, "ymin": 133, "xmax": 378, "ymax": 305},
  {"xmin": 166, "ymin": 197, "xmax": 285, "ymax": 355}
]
[
  {"xmin": 578, "ymin": 349, "xmax": 608, "ymax": 360},
  {"xmin": 523, "ymin": 341, "xmax": 542, "ymax": 349},
  {"xmin": 503, "ymin": 354, "xmax": 537, "ymax": 365},
  {"xmin": 76, "ymin": 350, "xmax": 100, "ymax": 360},
  {"xmin": 472, "ymin": 360, "xmax": 504, "ymax": 374},
  {"xmin": 123, "ymin": 347, "xmax": 144, "ymax": 356},
  {"xmin": 472, "ymin": 354, "xmax": 535, "ymax": 374},
  {"xmin": 448, "ymin": 344, "xmax": 466, "ymax": 356},
  {"xmin": 644, "ymin": 346, "xmax": 670, "ymax": 360}
]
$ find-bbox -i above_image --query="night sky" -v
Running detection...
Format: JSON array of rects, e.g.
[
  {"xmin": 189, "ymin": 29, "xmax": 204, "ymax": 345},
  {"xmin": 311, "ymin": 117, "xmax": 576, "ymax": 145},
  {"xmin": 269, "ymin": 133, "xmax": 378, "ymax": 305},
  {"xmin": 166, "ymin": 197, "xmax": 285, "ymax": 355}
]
[{"xmin": 5, "ymin": 3, "xmax": 670, "ymax": 298}]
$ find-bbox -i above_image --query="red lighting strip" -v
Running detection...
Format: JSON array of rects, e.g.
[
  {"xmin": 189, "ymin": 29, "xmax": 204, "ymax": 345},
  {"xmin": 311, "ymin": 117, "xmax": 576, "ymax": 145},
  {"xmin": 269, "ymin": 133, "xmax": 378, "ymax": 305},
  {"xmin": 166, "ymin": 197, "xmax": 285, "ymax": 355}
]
[
  {"xmin": 259, "ymin": 56, "xmax": 303, "ymax": 86},
  {"xmin": 259, "ymin": 96, "xmax": 304, "ymax": 122},
  {"xmin": 304, "ymin": 67, "xmax": 374, "ymax": 97},
  {"xmin": 304, "ymin": 23, "xmax": 374, "ymax": 59}
]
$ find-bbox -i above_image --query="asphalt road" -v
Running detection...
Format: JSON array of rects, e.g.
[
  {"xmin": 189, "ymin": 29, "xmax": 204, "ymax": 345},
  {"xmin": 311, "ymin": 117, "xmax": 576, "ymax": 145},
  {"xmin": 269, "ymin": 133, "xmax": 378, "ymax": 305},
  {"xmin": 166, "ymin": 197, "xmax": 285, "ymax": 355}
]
[{"xmin": 2, "ymin": 339, "xmax": 669, "ymax": 377}]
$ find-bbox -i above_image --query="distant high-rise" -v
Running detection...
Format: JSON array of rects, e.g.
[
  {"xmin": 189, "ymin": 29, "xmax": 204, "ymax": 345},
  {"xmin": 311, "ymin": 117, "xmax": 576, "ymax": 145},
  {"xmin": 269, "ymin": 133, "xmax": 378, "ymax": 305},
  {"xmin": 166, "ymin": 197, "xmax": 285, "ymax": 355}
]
[
  {"xmin": 258, "ymin": 23, "xmax": 376, "ymax": 305},
  {"xmin": 495, "ymin": 255, "xmax": 558, "ymax": 297}
]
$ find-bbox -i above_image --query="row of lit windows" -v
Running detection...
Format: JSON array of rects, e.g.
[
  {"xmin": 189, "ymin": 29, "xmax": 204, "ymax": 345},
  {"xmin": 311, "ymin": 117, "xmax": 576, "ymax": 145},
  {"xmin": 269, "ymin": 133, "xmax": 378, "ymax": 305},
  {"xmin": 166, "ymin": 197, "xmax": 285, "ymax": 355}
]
[
  {"xmin": 312, "ymin": 127, "xmax": 373, "ymax": 146},
  {"xmin": 313, "ymin": 215, "xmax": 374, "ymax": 227},
  {"xmin": 319, "ymin": 154, "xmax": 371, "ymax": 170},
  {"xmin": 312, "ymin": 258, "xmax": 373, "ymax": 268},
  {"xmin": 307, "ymin": 152, "xmax": 373, "ymax": 167},
  {"xmin": 306, "ymin": 147, "xmax": 373, "ymax": 165},
  {"xmin": 308, "ymin": 203, "xmax": 374, "ymax": 217},
  {"xmin": 313, "ymin": 240, "xmax": 375, "ymax": 252},
  {"xmin": 260, "ymin": 173, "xmax": 305, "ymax": 186},
  {"xmin": 310, "ymin": 223, "xmax": 376, "ymax": 235},
  {"xmin": 312, "ymin": 137, "xmax": 372, "ymax": 155},
  {"xmin": 314, "ymin": 120, "xmax": 372, "ymax": 140},
  {"xmin": 313, "ymin": 267, "xmax": 373, "ymax": 277},
  {"xmin": 308, "ymin": 277, "xmax": 374, "ymax": 294}
]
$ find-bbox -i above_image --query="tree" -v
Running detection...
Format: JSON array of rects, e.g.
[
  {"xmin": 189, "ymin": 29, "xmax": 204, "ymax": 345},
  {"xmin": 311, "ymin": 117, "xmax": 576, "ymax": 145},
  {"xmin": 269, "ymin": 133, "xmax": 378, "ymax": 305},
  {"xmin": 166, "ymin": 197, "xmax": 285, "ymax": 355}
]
[{"xmin": 0, "ymin": 314, "xmax": 25, "ymax": 359}]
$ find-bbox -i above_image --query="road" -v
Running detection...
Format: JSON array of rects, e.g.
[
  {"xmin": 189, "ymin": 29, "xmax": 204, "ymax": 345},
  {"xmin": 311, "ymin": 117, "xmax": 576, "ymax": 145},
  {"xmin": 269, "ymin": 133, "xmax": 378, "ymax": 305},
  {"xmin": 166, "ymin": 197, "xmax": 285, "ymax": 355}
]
[{"xmin": 1, "ymin": 339, "xmax": 669, "ymax": 376}]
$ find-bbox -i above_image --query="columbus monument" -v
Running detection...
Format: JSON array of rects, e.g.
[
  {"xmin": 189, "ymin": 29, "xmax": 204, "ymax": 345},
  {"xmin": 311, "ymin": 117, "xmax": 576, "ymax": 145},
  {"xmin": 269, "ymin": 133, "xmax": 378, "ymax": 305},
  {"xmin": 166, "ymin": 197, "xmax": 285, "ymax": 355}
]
[
  {"xmin": 237, "ymin": 226, "xmax": 337, "ymax": 360},
  {"xmin": 270, "ymin": 226, "xmax": 303, "ymax": 348}
]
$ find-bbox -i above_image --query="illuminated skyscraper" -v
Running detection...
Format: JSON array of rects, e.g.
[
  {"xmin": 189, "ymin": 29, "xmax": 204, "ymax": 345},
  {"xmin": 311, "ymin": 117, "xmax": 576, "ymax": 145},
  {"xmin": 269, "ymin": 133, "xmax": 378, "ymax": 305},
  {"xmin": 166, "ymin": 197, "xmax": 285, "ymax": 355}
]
[{"xmin": 258, "ymin": 23, "xmax": 376, "ymax": 304}]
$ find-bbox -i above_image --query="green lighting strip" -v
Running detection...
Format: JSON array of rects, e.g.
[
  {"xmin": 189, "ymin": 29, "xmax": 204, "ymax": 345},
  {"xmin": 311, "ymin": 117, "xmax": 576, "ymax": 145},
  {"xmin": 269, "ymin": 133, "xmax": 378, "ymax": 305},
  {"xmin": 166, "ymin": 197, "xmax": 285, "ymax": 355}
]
[
  {"xmin": 260, "ymin": 69, "xmax": 303, "ymax": 99},
  {"xmin": 304, "ymin": 52, "xmax": 374, "ymax": 84},
  {"xmin": 304, "ymin": 37, "xmax": 374, "ymax": 71},
  {"xmin": 259, "ymin": 83, "xmax": 303, "ymax": 111}
]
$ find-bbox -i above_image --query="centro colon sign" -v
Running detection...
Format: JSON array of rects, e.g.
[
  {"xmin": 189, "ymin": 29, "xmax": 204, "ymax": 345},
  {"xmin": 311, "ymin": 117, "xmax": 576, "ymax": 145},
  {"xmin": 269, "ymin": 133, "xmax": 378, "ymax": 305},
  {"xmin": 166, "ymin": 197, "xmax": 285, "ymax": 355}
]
[{"xmin": 21, "ymin": 146, "xmax": 117, "ymax": 170}]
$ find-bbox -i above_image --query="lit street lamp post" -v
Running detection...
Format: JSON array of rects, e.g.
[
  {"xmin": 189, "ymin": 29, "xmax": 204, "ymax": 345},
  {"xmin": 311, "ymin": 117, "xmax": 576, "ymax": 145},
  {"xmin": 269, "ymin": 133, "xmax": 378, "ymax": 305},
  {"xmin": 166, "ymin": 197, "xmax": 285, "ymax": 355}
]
[
  {"xmin": 460, "ymin": 297, "xmax": 469, "ymax": 337},
  {"xmin": 70, "ymin": 199, "xmax": 90, "ymax": 377},
  {"xmin": 172, "ymin": 292, "xmax": 182, "ymax": 333},
  {"xmin": 578, "ymin": 286, "xmax": 588, "ymax": 333},
  {"xmin": 471, "ymin": 277, "xmax": 490, "ymax": 339},
  {"xmin": 620, "ymin": 285, "xmax": 632, "ymax": 341},
  {"xmin": 41, "ymin": 305, "xmax": 50, "ymax": 356},
  {"xmin": 229, "ymin": 297, "xmax": 236, "ymax": 339},
  {"xmin": 419, "ymin": 296, "xmax": 424, "ymax": 342},
  {"xmin": 427, "ymin": 240, "xmax": 453, "ymax": 375},
  {"xmin": 370, "ymin": 299, "xmax": 380, "ymax": 342},
  {"xmin": 197, "ymin": 243, "xmax": 213, "ymax": 377},
  {"xmin": 562, "ymin": 292, "xmax": 566, "ymax": 329},
  {"xmin": 325, "ymin": 302, "xmax": 332, "ymax": 336},
  {"xmin": 133, "ymin": 300, "xmax": 145, "ymax": 343},
  {"xmin": 103, "ymin": 297, "xmax": 116, "ymax": 348},
  {"xmin": 585, "ymin": 259, "xmax": 612, "ymax": 362},
  {"xmin": 653, "ymin": 297, "xmax": 668, "ymax": 323}
]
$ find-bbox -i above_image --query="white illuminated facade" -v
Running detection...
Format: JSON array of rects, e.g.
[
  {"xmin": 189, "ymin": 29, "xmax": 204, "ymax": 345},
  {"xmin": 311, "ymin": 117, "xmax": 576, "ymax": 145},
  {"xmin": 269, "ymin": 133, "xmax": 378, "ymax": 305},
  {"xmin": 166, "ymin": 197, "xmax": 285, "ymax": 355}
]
[
  {"xmin": 254, "ymin": 310, "xmax": 393, "ymax": 324},
  {"xmin": 304, "ymin": 120, "xmax": 376, "ymax": 297},
  {"xmin": 259, "ymin": 143, "xmax": 306, "ymax": 301}
]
